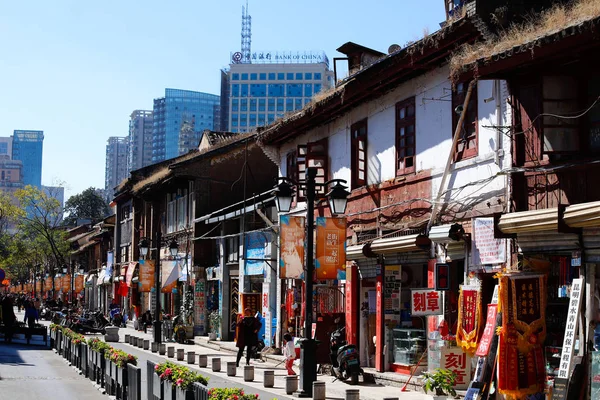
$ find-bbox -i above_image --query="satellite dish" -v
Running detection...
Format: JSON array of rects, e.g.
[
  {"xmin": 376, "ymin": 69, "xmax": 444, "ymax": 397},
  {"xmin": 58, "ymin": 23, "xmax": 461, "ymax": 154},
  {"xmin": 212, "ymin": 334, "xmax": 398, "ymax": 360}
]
[{"xmin": 388, "ymin": 44, "xmax": 401, "ymax": 54}]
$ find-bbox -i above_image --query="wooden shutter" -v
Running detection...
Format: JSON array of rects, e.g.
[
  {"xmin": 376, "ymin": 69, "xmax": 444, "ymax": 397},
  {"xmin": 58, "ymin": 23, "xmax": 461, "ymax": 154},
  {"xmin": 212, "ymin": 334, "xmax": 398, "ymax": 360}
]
[
  {"xmin": 396, "ymin": 98, "xmax": 416, "ymax": 175},
  {"xmin": 307, "ymin": 138, "xmax": 328, "ymax": 196},
  {"xmin": 351, "ymin": 119, "xmax": 368, "ymax": 188},
  {"xmin": 453, "ymin": 81, "xmax": 478, "ymax": 160}
]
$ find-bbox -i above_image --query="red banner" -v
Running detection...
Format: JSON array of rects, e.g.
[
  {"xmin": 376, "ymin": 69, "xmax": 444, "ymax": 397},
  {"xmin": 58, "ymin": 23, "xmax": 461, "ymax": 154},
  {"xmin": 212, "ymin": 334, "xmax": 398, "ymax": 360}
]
[
  {"xmin": 476, "ymin": 304, "xmax": 498, "ymax": 357},
  {"xmin": 74, "ymin": 275, "xmax": 84, "ymax": 293},
  {"xmin": 456, "ymin": 286, "xmax": 481, "ymax": 355},
  {"xmin": 62, "ymin": 274, "xmax": 71, "ymax": 292},
  {"xmin": 315, "ymin": 217, "xmax": 346, "ymax": 280}
]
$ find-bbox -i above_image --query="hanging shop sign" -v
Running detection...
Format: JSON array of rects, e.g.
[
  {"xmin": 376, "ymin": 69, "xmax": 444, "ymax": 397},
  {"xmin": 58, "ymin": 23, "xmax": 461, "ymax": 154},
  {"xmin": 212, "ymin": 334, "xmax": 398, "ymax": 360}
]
[
  {"xmin": 45, "ymin": 277, "xmax": 52, "ymax": 290},
  {"xmin": 245, "ymin": 231, "xmax": 272, "ymax": 276},
  {"xmin": 435, "ymin": 263, "xmax": 450, "ymax": 291},
  {"xmin": 456, "ymin": 285, "xmax": 482, "ymax": 355},
  {"xmin": 74, "ymin": 275, "xmax": 84, "ymax": 293},
  {"xmin": 472, "ymin": 217, "xmax": 506, "ymax": 266},
  {"xmin": 194, "ymin": 279, "xmax": 206, "ymax": 335},
  {"xmin": 280, "ymin": 216, "xmax": 305, "ymax": 279},
  {"xmin": 411, "ymin": 289, "xmax": 443, "ymax": 316},
  {"xmin": 126, "ymin": 262, "xmax": 137, "ymax": 287},
  {"xmin": 240, "ymin": 292, "xmax": 261, "ymax": 315},
  {"xmin": 161, "ymin": 260, "xmax": 179, "ymax": 293},
  {"xmin": 315, "ymin": 217, "xmax": 346, "ymax": 280},
  {"xmin": 139, "ymin": 260, "xmax": 155, "ymax": 292},
  {"xmin": 557, "ymin": 278, "xmax": 583, "ymax": 379},
  {"xmin": 441, "ymin": 347, "xmax": 472, "ymax": 389},
  {"xmin": 498, "ymin": 274, "xmax": 547, "ymax": 398},
  {"xmin": 62, "ymin": 274, "xmax": 71, "ymax": 292},
  {"xmin": 475, "ymin": 304, "xmax": 498, "ymax": 357}
]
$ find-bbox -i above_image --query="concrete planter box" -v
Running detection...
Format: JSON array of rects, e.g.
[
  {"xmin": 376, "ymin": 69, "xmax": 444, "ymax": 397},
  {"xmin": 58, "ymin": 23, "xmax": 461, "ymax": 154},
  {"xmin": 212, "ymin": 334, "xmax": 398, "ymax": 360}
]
[
  {"xmin": 175, "ymin": 386, "xmax": 194, "ymax": 400},
  {"xmin": 164, "ymin": 380, "xmax": 176, "ymax": 400},
  {"xmin": 152, "ymin": 375, "xmax": 163, "ymax": 399}
]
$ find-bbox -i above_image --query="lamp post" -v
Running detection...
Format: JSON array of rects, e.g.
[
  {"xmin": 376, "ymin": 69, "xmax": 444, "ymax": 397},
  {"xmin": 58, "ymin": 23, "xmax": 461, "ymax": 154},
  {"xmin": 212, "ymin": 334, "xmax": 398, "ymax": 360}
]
[
  {"xmin": 139, "ymin": 234, "xmax": 179, "ymax": 344},
  {"xmin": 274, "ymin": 167, "xmax": 350, "ymax": 397}
]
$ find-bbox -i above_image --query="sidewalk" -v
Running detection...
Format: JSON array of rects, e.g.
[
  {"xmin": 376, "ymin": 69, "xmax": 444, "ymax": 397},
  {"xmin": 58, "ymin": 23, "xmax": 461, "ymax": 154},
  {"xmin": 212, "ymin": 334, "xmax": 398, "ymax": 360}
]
[{"xmin": 114, "ymin": 323, "xmax": 430, "ymax": 400}]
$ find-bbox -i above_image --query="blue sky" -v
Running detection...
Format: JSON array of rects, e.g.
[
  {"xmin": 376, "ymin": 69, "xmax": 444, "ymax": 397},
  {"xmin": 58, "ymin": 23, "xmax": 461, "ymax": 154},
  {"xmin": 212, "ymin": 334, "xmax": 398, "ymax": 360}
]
[{"xmin": 0, "ymin": 1, "xmax": 445, "ymax": 200}]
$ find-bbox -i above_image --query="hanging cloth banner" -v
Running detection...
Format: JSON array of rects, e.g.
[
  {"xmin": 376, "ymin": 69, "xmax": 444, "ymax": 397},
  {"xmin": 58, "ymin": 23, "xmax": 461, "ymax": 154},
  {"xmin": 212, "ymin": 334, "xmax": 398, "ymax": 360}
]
[
  {"xmin": 139, "ymin": 260, "xmax": 155, "ymax": 292},
  {"xmin": 315, "ymin": 217, "xmax": 347, "ymax": 280},
  {"xmin": 74, "ymin": 275, "xmax": 84, "ymax": 293},
  {"xmin": 245, "ymin": 231, "xmax": 272, "ymax": 276},
  {"xmin": 456, "ymin": 285, "xmax": 482, "ymax": 355},
  {"xmin": 62, "ymin": 274, "xmax": 71, "ymax": 292},
  {"xmin": 161, "ymin": 260, "xmax": 180, "ymax": 293},
  {"xmin": 280, "ymin": 215, "xmax": 305, "ymax": 279},
  {"xmin": 475, "ymin": 304, "xmax": 498, "ymax": 357},
  {"xmin": 497, "ymin": 273, "xmax": 547, "ymax": 398},
  {"xmin": 126, "ymin": 262, "xmax": 137, "ymax": 287}
]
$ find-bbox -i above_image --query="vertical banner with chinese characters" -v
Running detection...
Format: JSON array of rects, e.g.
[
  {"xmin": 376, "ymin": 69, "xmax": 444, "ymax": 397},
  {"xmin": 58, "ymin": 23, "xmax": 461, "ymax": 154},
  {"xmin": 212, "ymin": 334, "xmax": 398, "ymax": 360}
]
[
  {"xmin": 74, "ymin": 275, "xmax": 84, "ymax": 294},
  {"xmin": 315, "ymin": 217, "xmax": 346, "ymax": 280},
  {"xmin": 557, "ymin": 278, "xmax": 583, "ymax": 380},
  {"xmin": 441, "ymin": 347, "xmax": 472, "ymax": 389},
  {"xmin": 194, "ymin": 279, "xmax": 206, "ymax": 335},
  {"xmin": 139, "ymin": 260, "xmax": 155, "ymax": 292},
  {"xmin": 62, "ymin": 274, "xmax": 71, "ymax": 292},
  {"xmin": 475, "ymin": 304, "xmax": 498, "ymax": 357},
  {"xmin": 498, "ymin": 274, "xmax": 547, "ymax": 398},
  {"xmin": 456, "ymin": 285, "xmax": 482, "ymax": 355},
  {"xmin": 411, "ymin": 289, "xmax": 443, "ymax": 316},
  {"xmin": 279, "ymin": 216, "xmax": 305, "ymax": 279}
]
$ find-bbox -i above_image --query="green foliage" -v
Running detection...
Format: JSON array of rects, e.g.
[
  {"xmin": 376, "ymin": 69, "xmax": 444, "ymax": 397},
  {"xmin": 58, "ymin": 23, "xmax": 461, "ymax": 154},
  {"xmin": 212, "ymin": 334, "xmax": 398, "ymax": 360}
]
[
  {"xmin": 208, "ymin": 310, "xmax": 221, "ymax": 334},
  {"xmin": 422, "ymin": 368, "xmax": 458, "ymax": 397},
  {"xmin": 207, "ymin": 388, "xmax": 260, "ymax": 400},
  {"xmin": 107, "ymin": 348, "xmax": 137, "ymax": 368},
  {"xmin": 155, "ymin": 361, "xmax": 208, "ymax": 389},
  {"xmin": 87, "ymin": 337, "xmax": 112, "ymax": 354},
  {"xmin": 63, "ymin": 187, "xmax": 109, "ymax": 226}
]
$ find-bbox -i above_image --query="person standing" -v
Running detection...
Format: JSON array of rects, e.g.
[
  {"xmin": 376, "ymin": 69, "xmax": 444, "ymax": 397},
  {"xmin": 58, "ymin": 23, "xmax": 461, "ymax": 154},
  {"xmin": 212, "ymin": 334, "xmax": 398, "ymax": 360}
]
[
  {"xmin": 235, "ymin": 307, "xmax": 261, "ymax": 367},
  {"xmin": 24, "ymin": 301, "xmax": 39, "ymax": 329},
  {"xmin": 2, "ymin": 296, "xmax": 16, "ymax": 342},
  {"xmin": 283, "ymin": 333, "xmax": 296, "ymax": 375}
]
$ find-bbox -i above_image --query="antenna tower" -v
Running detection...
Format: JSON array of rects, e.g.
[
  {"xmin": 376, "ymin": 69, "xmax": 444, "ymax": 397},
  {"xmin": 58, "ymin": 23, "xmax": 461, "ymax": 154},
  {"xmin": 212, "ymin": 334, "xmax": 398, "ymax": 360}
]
[{"xmin": 241, "ymin": 0, "xmax": 252, "ymax": 63}]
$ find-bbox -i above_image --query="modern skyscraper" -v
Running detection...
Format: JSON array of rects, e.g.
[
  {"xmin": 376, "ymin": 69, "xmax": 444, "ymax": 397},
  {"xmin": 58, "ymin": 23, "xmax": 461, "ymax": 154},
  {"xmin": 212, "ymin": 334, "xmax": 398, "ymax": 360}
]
[
  {"xmin": 151, "ymin": 89, "xmax": 220, "ymax": 163},
  {"xmin": 128, "ymin": 110, "xmax": 153, "ymax": 172},
  {"xmin": 0, "ymin": 137, "xmax": 13, "ymax": 158},
  {"xmin": 104, "ymin": 137, "xmax": 128, "ymax": 201},
  {"xmin": 12, "ymin": 130, "xmax": 44, "ymax": 188}
]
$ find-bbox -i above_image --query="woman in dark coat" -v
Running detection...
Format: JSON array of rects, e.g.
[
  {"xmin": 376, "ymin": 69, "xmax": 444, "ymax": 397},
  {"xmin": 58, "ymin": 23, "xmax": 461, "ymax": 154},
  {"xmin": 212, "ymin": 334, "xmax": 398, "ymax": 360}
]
[
  {"xmin": 2, "ymin": 296, "xmax": 16, "ymax": 343},
  {"xmin": 235, "ymin": 307, "xmax": 261, "ymax": 367}
]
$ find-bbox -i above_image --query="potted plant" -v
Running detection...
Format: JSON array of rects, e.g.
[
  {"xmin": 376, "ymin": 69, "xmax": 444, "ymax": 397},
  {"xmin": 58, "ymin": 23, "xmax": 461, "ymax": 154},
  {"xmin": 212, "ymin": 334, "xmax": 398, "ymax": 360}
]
[
  {"xmin": 155, "ymin": 361, "xmax": 208, "ymax": 400},
  {"xmin": 421, "ymin": 368, "xmax": 457, "ymax": 400},
  {"xmin": 208, "ymin": 311, "xmax": 221, "ymax": 341}
]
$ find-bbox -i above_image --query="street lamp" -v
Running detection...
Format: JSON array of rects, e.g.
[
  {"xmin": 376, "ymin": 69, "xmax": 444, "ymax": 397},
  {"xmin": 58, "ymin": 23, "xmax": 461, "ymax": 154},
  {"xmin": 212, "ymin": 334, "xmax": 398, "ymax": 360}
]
[
  {"xmin": 138, "ymin": 235, "xmax": 178, "ymax": 344},
  {"xmin": 274, "ymin": 167, "xmax": 350, "ymax": 397}
]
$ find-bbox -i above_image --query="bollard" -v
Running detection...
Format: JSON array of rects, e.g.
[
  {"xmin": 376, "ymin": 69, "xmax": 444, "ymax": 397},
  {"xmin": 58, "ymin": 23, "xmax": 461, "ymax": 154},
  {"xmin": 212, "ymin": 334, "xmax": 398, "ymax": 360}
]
[
  {"xmin": 128, "ymin": 336, "xmax": 134, "ymax": 344},
  {"xmin": 226, "ymin": 362, "xmax": 236, "ymax": 376},
  {"xmin": 198, "ymin": 354, "xmax": 208, "ymax": 368},
  {"xmin": 143, "ymin": 340, "xmax": 150, "ymax": 350},
  {"xmin": 313, "ymin": 381, "xmax": 326, "ymax": 400},
  {"xmin": 382, "ymin": 398, "xmax": 399, "ymax": 400},
  {"xmin": 263, "ymin": 370, "xmax": 274, "ymax": 388},
  {"xmin": 176, "ymin": 349, "xmax": 184, "ymax": 361},
  {"xmin": 285, "ymin": 376, "xmax": 298, "ymax": 395},
  {"xmin": 212, "ymin": 358, "xmax": 221, "ymax": 372},
  {"xmin": 159, "ymin": 344, "xmax": 166, "ymax": 355},
  {"xmin": 346, "ymin": 388, "xmax": 360, "ymax": 400},
  {"xmin": 243, "ymin": 366, "xmax": 254, "ymax": 382},
  {"xmin": 124, "ymin": 334, "xmax": 130, "ymax": 343},
  {"xmin": 137, "ymin": 338, "xmax": 143, "ymax": 348},
  {"xmin": 187, "ymin": 351, "xmax": 195, "ymax": 365},
  {"xmin": 151, "ymin": 342, "xmax": 158, "ymax": 353},
  {"xmin": 167, "ymin": 346, "xmax": 175, "ymax": 358}
]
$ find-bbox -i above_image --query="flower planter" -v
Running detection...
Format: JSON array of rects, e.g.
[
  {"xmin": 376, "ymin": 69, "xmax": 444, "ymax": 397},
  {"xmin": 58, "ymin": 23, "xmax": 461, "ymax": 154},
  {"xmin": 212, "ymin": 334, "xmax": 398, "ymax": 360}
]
[
  {"xmin": 164, "ymin": 380, "xmax": 176, "ymax": 400},
  {"xmin": 152, "ymin": 374, "xmax": 163, "ymax": 399},
  {"xmin": 175, "ymin": 386, "xmax": 194, "ymax": 400}
]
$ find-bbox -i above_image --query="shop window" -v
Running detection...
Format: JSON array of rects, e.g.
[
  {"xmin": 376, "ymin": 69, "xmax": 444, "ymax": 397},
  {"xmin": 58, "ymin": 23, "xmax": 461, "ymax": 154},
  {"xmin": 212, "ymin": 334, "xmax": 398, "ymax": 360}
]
[
  {"xmin": 351, "ymin": 119, "xmax": 368, "ymax": 189},
  {"xmin": 396, "ymin": 97, "xmax": 416, "ymax": 174},
  {"xmin": 452, "ymin": 81, "xmax": 478, "ymax": 161}
]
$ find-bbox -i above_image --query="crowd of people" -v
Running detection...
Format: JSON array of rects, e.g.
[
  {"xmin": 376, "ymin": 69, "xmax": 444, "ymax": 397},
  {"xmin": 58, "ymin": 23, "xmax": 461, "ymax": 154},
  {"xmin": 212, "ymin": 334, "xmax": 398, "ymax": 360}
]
[{"xmin": 0, "ymin": 293, "xmax": 43, "ymax": 343}]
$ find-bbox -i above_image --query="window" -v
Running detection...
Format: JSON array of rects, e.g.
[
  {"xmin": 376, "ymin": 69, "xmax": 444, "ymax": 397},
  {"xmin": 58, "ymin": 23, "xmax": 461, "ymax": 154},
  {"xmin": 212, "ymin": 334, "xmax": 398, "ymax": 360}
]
[
  {"xmin": 250, "ymin": 73, "xmax": 257, "ymax": 80},
  {"xmin": 231, "ymin": 114, "xmax": 238, "ymax": 127},
  {"xmin": 542, "ymin": 76, "xmax": 580, "ymax": 153},
  {"xmin": 241, "ymin": 84, "xmax": 249, "ymax": 97},
  {"xmin": 250, "ymin": 99, "xmax": 257, "ymax": 112},
  {"xmin": 258, "ymin": 98, "xmax": 266, "ymax": 112},
  {"xmin": 396, "ymin": 97, "xmax": 416, "ymax": 174},
  {"xmin": 226, "ymin": 235, "xmax": 239, "ymax": 263},
  {"xmin": 286, "ymin": 99, "xmax": 293, "ymax": 111},
  {"xmin": 295, "ymin": 98, "xmax": 303, "ymax": 110},
  {"xmin": 268, "ymin": 84, "xmax": 284, "ymax": 97},
  {"xmin": 452, "ymin": 81, "xmax": 478, "ymax": 160},
  {"xmin": 241, "ymin": 73, "xmax": 248, "ymax": 80},
  {"xmin": 232, "ymin": 73, "xmax": 239, "ymax": 81},
  {"xmin": 240, "ymin": 114, "xmax": 247, "ymax": 127},
  {"xmin": 304, "ymin": 84, "xmax": 313, "ymax": 97},
  {"xmin": 277, "ymin": 98, "xmax": 284, "ymax": 112},
  {"xmin": 249, "ymin": 114, "xmax": 257, "ymax": 127},
  {"xmin": 268, "ymin": 98, "xmax": 275, "ymax": 111},
  {"xmin": 268, "ymin": 114, "xmax": 275, "ymax": 123},
  {"xmin": 250, "ymin": 84, "xmax": 266, "ymax": 97},
  {"xmin": 292, "ymin": 139, "xmax": 329, "ymax": 200},
  {"xmin": 259, "ymin": 73, "xmax": 266, "ymax": 80},
  {"xmin": 314, "ymin": 84, "xmax": 322, "ymax": 94},
  {"xmin": 277, "ymin": 73, "xmax": 285, "ymax": 80},
  {"xmin": 287, "ymin": 84, "xmax": 302, "ymax": 97},
  {"xmin": 268, "ymin": 73, "xmax": 276, "ymax": 80},
  {"xmin": 241, "ymin": 99, "xmax": 248, "ymax": 111},
  {"xmin": 314, "ymin": 73, "xmax": 322, "ymax": 80},
  {"xmin": 231, "ymin": 84, "xmax": 239, "ymax": 97},
  {"xmin": 231, "ymin": 99, "xmax": 239, "ymax": 112},
  {"xmin": 305, "ymin": 73, "xmax": 313, "ymax": 80},
  {"xmin": 351, "ymin": 120, "xmax": 368, "ymax": 189},
  {"xmin": 287, "ymin": 73, "xmax": 294, "ymax": 80},
  {"xmin": 258, "ymin": 114, "xmax": 266, "ymax": 126},
  {"xmin": 296, "ymin": 73, "xmax": 303, "ymax": 80}
]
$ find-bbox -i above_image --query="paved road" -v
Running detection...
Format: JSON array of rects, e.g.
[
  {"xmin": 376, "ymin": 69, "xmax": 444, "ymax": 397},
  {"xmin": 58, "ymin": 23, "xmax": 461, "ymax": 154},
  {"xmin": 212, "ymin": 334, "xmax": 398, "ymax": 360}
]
[{"xmin": 0, "ymin": 343, "xmax": 106, "ymax": 400}]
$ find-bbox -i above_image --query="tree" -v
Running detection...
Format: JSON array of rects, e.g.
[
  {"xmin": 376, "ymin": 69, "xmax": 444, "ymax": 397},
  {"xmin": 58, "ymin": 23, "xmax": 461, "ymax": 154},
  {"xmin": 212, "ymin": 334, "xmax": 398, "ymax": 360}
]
[{"xmin": 63, "ymin": 187, "xmax": 110, "ymax": 226}]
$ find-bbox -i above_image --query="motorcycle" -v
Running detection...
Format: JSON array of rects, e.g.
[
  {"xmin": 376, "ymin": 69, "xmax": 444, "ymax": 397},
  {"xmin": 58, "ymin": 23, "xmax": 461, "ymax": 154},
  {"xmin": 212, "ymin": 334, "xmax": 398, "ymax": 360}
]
[
  {"xmin": 330, "ymin": 326, "xmax": 362, "ymax": 385},
  {"xmin": 109, "ymin": 307, "xmax": 123, "ymax": 327},
  {"xmin": 72, "ymin": 311, "xmax": 110, "ymax": 334}
]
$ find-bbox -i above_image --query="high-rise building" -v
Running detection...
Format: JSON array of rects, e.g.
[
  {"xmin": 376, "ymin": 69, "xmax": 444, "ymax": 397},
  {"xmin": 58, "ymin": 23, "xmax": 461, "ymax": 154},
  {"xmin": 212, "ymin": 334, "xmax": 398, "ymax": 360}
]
[
  {"xmin": 128, "ymin": 110, "xmax": 153, "ymax": 172},
  {"xmin": 151, "ymin": 89, "xmax": 220, "ymax": 163},
  {"xmin": 42, "ymin": 185, "xmax": 65, "ymax": 222},
  {"xmin": 12, "ymin": 130, "xmax": 44, "ymax": 188},
  {"xmin": 0, "ymin": 137, "xmax": 13, "ymax": 158},
  {"xmin": 104, "ymin": 137, "xmax": 128, "ymax": 201},
  {"xmin": 223, "ymin": 55, "xmax": 333, "ymax": 133},
  {"xmin": 0, "ymin": 156, "xmax": 24, "ymax": 196}
]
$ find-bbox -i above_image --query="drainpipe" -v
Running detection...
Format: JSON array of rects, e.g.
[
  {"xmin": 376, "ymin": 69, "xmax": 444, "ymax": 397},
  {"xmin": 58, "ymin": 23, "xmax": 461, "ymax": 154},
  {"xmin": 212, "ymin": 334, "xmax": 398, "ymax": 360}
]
[{"xmin": 427, "ymin": 80, "xmax": 476, "ymax": 232}]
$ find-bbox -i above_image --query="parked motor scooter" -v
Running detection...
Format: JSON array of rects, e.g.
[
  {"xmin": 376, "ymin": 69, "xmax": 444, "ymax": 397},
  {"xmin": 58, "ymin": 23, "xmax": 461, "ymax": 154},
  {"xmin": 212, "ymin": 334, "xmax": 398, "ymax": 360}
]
[
  {"xmin": 72, "ymin": 311, "xmax": 110, "ymax": 334},
  {"xmin": 330, "ymin": 326, "xmax": 362, "ymax": 385}
]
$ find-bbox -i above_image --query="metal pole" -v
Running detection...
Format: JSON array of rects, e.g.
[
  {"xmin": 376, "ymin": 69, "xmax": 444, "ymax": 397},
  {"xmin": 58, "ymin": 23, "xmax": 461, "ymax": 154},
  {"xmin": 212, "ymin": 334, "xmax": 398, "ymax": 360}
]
[
  {"xmin": 298, "ymin": 167, "xmax": 317, "ymax": 397},
  {"xmin": 154, "ymin": 229, "xmax": 162, "ymax": 344}
]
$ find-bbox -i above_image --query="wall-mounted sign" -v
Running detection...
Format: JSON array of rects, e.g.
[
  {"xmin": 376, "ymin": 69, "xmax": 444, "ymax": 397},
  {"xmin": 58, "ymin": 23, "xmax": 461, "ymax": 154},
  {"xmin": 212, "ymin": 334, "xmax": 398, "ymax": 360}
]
[
  {"xmin": 315, "ymin": 217, "xmax": 346, "ymax": 280},
  {"xmin": 472, "ymin": 217, "xmax": 506, "ymax": 265},
  {"xmin": 411, "ymin": 289, "xmax": 443, "ymax": 316},
  {"xmin": 139, "ymin": 260, "xmax": 155, "ymax": 292},
  {"xmin": 435, "ymin": 263, "xmax": 450, "ymax": 291},
  {"xmin": 557, "ymin": 278, "xmax": 583, "ymax": 379},
  {"xmin": 231, "ymin": 50, "xmax": 329, "ymax": 66}
]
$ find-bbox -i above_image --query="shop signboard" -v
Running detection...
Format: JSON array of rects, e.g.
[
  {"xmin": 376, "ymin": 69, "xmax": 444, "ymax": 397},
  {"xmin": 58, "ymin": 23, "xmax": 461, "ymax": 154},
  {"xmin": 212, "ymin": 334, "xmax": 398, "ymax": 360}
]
[
  {"xmin": 194, "ymin": 279, "xmax": 206, "ymax": 335},
  {"xmin": 315, "ymin": 217, "xmax": 346, "ymax": 280},
  {"xmin": 264, "ymin": 312, "xmax": 272, "ymax": 347},
  {"xmin": 139, "ymin": 260, "xmax": 155, "ymax": 292},
  {"xmin": 279, "ymin": 216, "xmax": 305, "ymax": 279},
  {"xmin": 557, "ymin": 278, "xmax": 583, "ymax": 379},
  {"xmin": 262, "ymin": 287, "xmax": 269, "ymax": 319},
  {"xmin": 441, "ymin": 347, "xmax": 472, "ymax": 389},
  {"xmin": 240, "ymin": 292, "xmax": 260, "ymax": 315},
  {"xmin": 411, "ymin": 289, "xmax": 443, "ymax": 316},
  {"xmin": 472, "ymin": 217, "xmax": 506, "ymax": 266}
]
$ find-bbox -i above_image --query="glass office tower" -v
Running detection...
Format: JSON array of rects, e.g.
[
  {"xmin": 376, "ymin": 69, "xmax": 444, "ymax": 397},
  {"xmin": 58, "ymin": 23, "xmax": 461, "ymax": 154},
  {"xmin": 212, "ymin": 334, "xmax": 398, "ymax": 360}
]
[{"xmin": 12, "ymin": 130, "xmax": 44, "ymax": 188}]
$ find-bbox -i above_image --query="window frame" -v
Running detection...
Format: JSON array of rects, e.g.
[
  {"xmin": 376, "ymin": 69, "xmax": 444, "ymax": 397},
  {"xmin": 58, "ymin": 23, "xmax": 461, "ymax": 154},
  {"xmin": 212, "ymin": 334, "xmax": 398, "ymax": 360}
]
[
  {"xmin": 351, "ymin": 119, "xmax": 368, "ymax": 189},
  {"xmin": 395, "ymin": 97, "xmax": 416, "ymax": 175},
  {"xmin": 452, "ymin": 80, "xmax": 478, "ymax": 161}
]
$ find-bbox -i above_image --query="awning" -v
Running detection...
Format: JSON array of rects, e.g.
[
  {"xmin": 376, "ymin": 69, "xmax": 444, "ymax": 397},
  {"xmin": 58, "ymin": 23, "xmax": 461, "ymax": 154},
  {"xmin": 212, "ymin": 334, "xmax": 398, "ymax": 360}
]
[
  {"xmin": 429, "ymin": 223, "xmax": 465, "ymax": 243},
  {"xmin": 497, "ymin": 208, "xmax": 558, "ymax": 235},
  {"xmin": 370, "ymin": 234, "xmax": 430, "ymax": 254},
  {"xmin": 564, "ymin": 201, "xmax": 600, "ymax": 228},
  {"xmin": 85, "ymin": 273, "xmax": 97, "ymax": 287},
  {"xmin": 516, "ymin": 231, "xmax": 579, "ymax": 254},
  {"xmin": 346, "ymin": 245, "xmax": 363, "ymax": 261}
]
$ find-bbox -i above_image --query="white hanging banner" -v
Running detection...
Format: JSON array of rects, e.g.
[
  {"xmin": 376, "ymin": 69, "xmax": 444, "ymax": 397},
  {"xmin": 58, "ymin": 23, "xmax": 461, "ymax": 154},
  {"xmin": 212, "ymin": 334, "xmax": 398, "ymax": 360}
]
[
  {"xmin": 472, "ymin": 217, "xmax": 506, "ymax": 265},
  {"xmin": 557, "ymin": 278, "xmax": 584, "ymax": 379}
]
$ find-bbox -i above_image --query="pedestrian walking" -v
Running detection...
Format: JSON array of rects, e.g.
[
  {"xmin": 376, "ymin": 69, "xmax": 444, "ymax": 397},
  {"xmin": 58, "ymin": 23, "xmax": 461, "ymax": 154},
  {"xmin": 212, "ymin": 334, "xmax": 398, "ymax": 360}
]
[
  {"xmin": 283, "ymin": 333, "xmax": 296, "ymax": 375},
  {"xmin": 2, "ymin": 296, "xmax": 16, "ymax": 342},
  {"xmin": 141, "ymin": 310, "xmax": 152, "ymax": 333},
  {"xmin": 235, "ymin": 307, "xmax": 261, "ymax": 367},
  {"xmin": 24, "ymin": 301, "xmax": 39, "ymax": 329}
]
